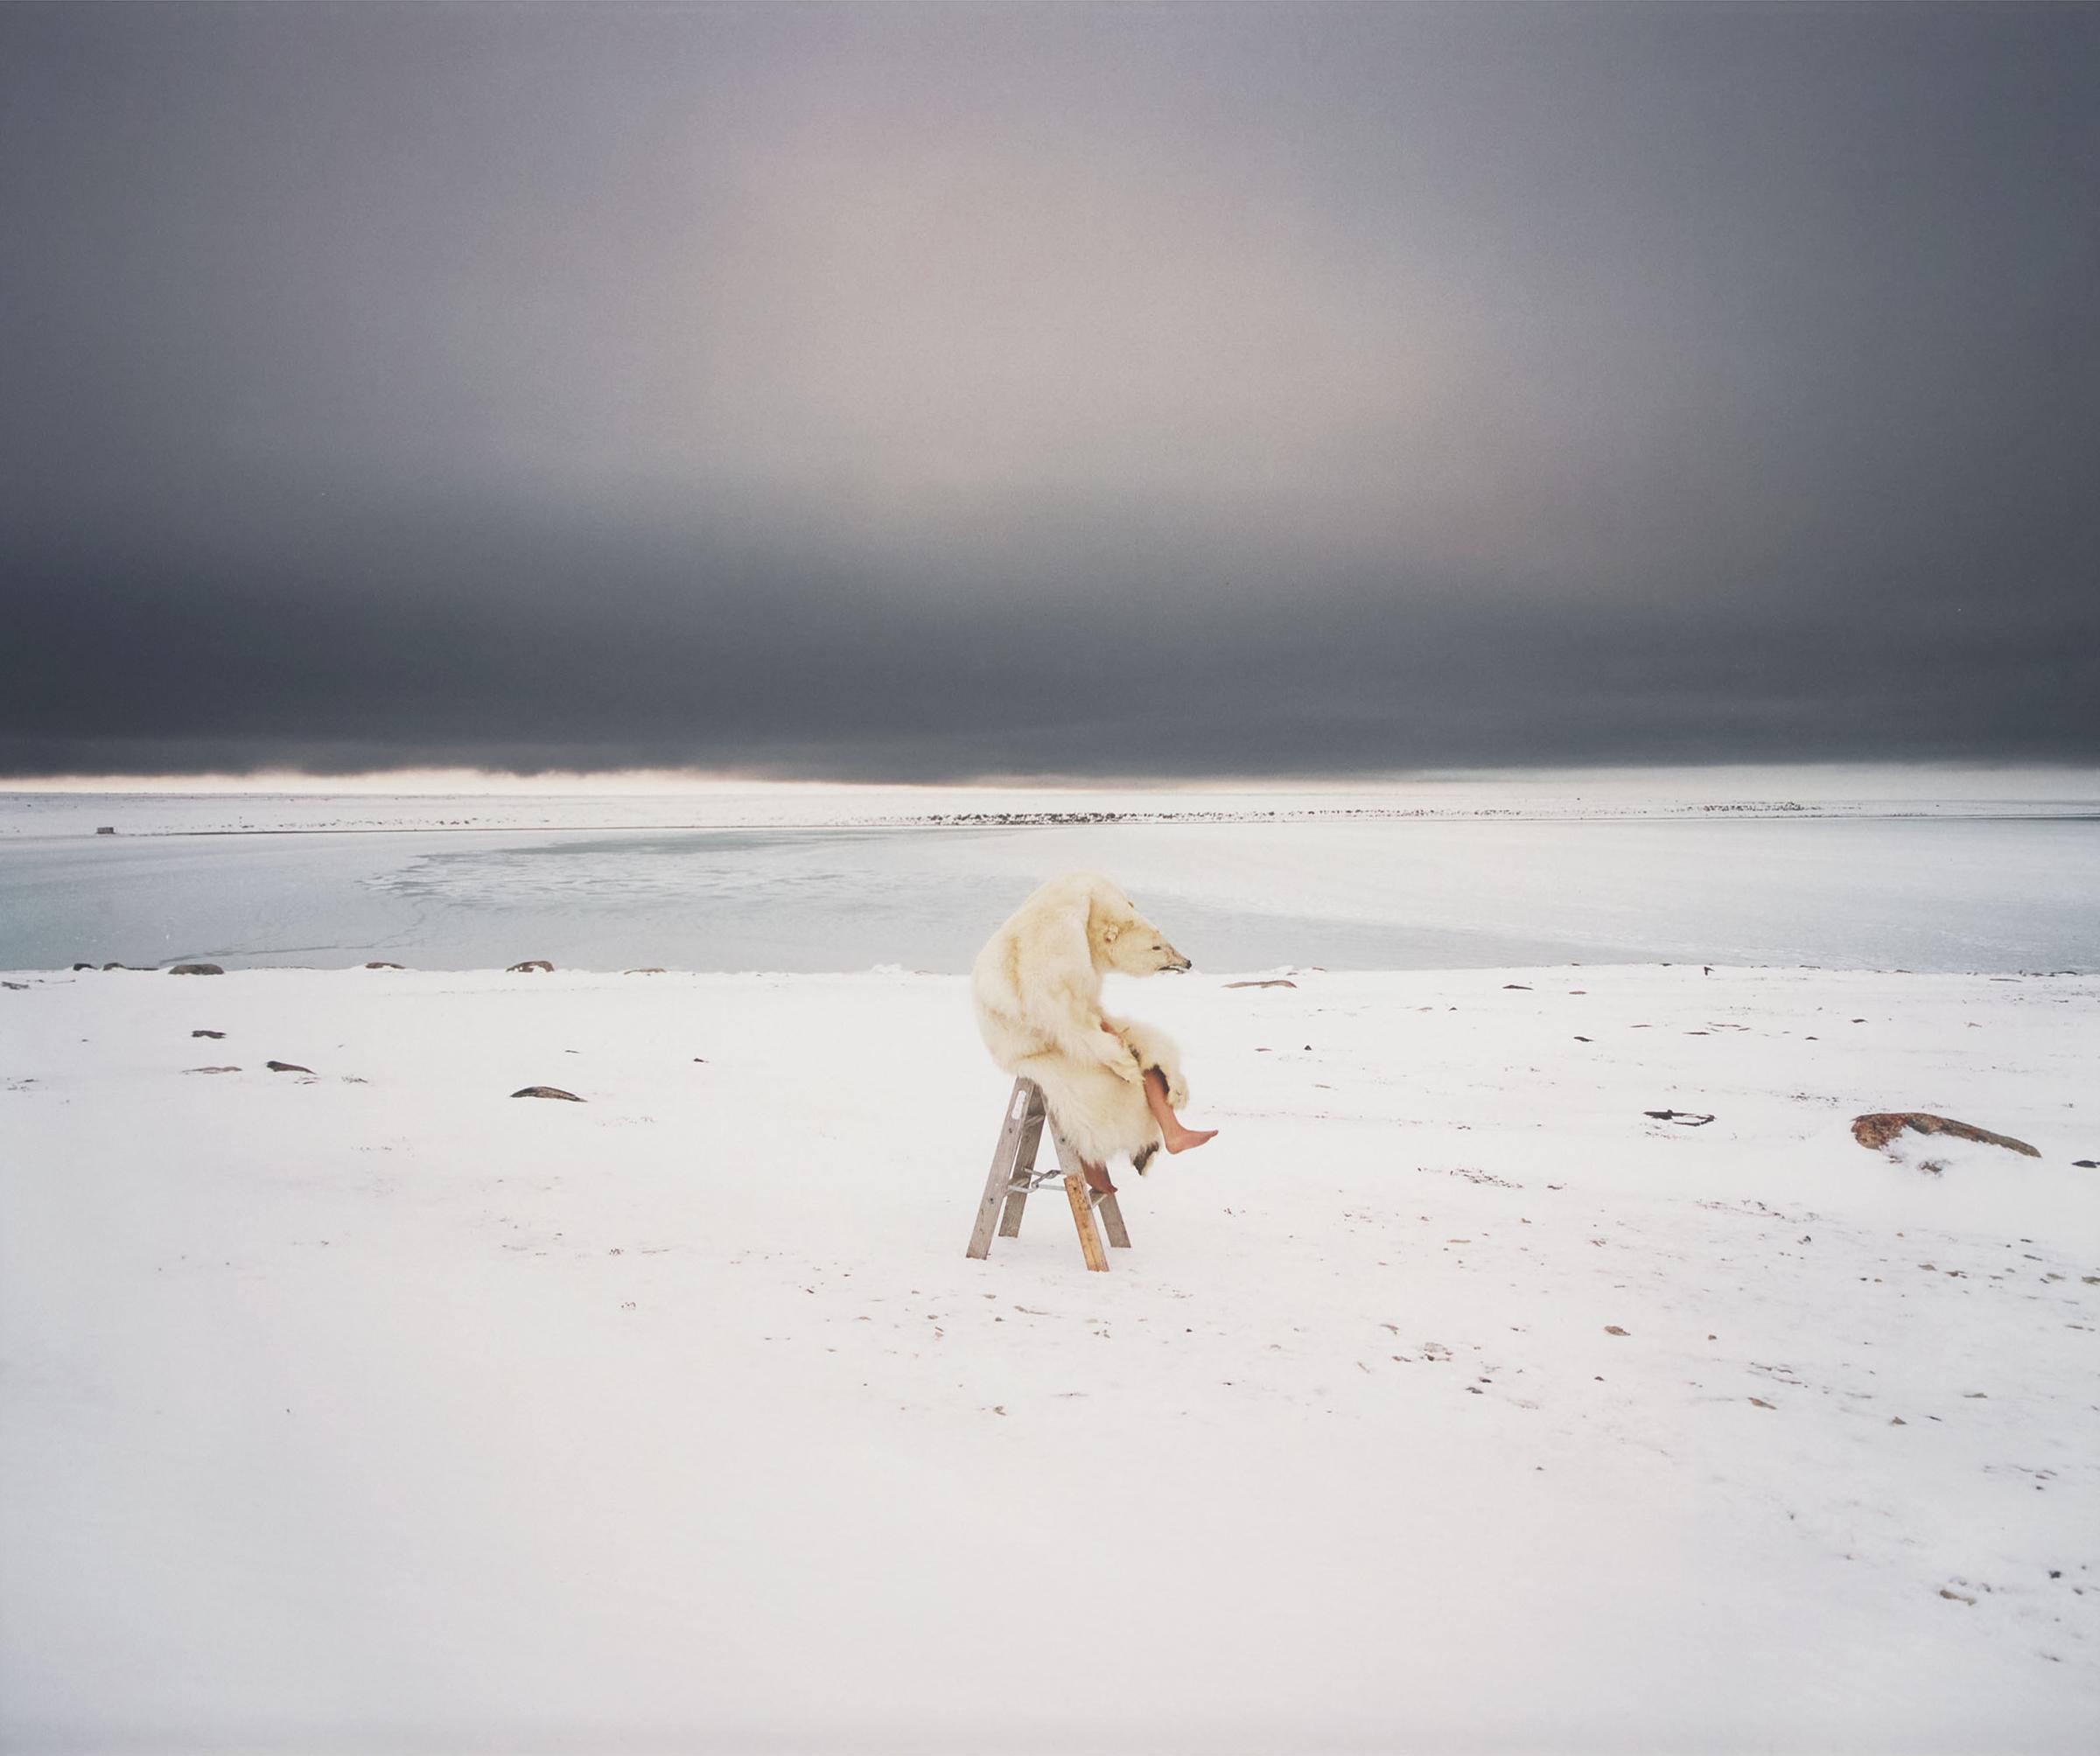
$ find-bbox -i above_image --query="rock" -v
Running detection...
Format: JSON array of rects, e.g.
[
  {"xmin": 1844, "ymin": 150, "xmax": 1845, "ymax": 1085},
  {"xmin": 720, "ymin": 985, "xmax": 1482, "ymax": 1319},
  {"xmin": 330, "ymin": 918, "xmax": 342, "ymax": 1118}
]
[
  {"xmin": 1852, "ymin": 1112, "xmax": 2040, "ymax": 1158},
  {"xmin": 512, "ymin": 1085, "xmax": 584, "ymax": 1102},
  {"xmin": 1502, "ymin": 983, "xmax": 1531, "ymax": 990},
  {"xmin": 191, "ymin": 1029, "xmax": 226, "ymax": 1039},
  {"xmin": 184, "ymin": 1066, "xmax": 241, "ymax": 1074},
  {"xmin": 265, "ymin": 1060, "xmax": 313, "ymax": 1074},
  {"xmin": 169, "ymin": 963, "xmax": 224, "ymax": 976},
  {"xmin": 1645, "ymin": 1109, "xmax": 1714, "ymax": 1125},
  {"xmin": 625, "ymin": 966, "xmax": 666, "ymax": 975},
  {"xmin": 1223, "ymin": 978, "xmax": 1296, "ymax": 990},
  {"xmin": 1604, "ymin": 1326, "xmax": 1630, "ymax": 1336},
  {"xmin": 96, "ymin": 826, "xmax": 116, "ymax": 835},
  {"xmin": 508, "ymin": 960, "xmax": 554, "ymax": 974},
  {"xmin": 71, "ymin": 962, "xmax": 95, "ymax": 971},
  {"xmin": 364, "ymin": 961, "xmax": 405, "ymax": 970},
  {"xmin": 2, "ymin": 980, "xmax": 26, "ymax": 990},
  {"xmin": 2073, "ymin": 1159, "xmax": 2097, "ymax": 1170}
]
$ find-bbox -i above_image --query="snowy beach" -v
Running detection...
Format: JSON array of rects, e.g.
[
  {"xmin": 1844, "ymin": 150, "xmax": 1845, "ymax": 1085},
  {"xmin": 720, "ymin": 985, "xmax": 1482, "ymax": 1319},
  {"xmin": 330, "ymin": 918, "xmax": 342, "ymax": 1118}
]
[
  {"xmin": 11, "ymin": 0, "xmax": 2097, "ymax": 1746},
  {"xmin": 4, "ymin": 960, "xmax": 2096, "ymax": 1752}
]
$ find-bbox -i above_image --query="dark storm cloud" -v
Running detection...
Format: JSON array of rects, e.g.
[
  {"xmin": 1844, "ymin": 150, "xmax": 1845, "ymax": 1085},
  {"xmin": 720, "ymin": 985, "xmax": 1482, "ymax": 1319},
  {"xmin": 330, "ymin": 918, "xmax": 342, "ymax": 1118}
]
[{"xmin": 3, "ymin": 1, "xmax": 2095, "ymax": 779}]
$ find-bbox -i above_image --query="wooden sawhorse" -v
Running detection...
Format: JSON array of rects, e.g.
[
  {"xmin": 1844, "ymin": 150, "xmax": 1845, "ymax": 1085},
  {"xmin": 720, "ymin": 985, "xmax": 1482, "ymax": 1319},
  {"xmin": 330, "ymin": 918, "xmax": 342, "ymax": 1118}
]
[{"xmin": 966, "ymin": 1076, "xmax": 1131, "ymax": 1271}]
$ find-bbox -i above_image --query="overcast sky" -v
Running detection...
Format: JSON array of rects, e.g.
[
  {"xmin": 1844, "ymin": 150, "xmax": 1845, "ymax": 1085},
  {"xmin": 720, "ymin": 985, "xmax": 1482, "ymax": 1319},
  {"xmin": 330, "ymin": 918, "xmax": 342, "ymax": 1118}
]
[{"xmin": 3, "ymin": 0, "xmax": 2094, "ymax": 780}]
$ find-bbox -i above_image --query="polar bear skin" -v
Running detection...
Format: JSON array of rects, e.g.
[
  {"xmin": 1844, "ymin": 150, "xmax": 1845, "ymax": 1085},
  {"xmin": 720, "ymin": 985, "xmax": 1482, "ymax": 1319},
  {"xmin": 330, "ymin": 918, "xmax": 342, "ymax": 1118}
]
[{"xmin": 970, "ymin": 871, "xmax": 1192, "ymax": 1171}]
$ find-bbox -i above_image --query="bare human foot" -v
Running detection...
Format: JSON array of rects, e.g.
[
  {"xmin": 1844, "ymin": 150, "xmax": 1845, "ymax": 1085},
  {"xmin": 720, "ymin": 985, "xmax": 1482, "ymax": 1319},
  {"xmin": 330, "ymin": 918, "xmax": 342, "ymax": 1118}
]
[
  {"xmin": 1082, "ymin": 1161, "xmax": 1116, "ymax": 1196},
  {"xmin": 1162, "ymin": 1121, "xmax": 1218, "ymax": 1155},
  {"xmin": 1143, "ymin": 1065, "xmax": 1219, "ymax": 1154}
]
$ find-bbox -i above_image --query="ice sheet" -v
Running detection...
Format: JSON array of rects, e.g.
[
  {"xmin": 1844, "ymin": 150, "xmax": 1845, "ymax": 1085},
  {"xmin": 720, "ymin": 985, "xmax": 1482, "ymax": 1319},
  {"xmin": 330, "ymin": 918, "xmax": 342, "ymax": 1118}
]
[{"xmin": 3, "ymin": 811, "xmax": 2095, "ymax": 974}]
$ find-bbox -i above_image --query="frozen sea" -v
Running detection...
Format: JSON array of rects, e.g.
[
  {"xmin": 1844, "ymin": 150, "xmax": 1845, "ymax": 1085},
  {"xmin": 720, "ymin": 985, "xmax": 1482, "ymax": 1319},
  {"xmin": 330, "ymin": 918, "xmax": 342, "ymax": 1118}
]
[{"xmin": 3, "ymin": 787, "xmax": 2095, "ymax": 975}]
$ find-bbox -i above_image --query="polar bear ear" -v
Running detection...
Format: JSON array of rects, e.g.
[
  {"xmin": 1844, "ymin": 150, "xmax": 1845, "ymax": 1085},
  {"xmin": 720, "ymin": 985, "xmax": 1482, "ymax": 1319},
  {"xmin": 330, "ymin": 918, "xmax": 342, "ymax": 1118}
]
[{"xmin": 1098, "ymin": 921, "xmax": 1122, "ymax": 943}]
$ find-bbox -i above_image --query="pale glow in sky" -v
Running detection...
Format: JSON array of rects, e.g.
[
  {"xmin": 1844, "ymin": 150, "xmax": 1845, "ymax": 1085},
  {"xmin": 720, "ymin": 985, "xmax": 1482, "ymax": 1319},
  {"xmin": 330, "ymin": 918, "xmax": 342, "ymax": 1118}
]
[{"xmin": 6, "ymin": 764, "xmax": 2095, "ymax": 807}]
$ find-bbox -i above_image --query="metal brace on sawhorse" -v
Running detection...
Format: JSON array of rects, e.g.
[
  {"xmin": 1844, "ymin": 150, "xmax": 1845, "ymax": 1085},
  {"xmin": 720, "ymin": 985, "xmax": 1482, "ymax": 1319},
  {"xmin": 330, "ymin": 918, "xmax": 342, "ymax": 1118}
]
[{"xmin": 966, "ymin": 1075, "xmax": 1131, "ymax": 1271}]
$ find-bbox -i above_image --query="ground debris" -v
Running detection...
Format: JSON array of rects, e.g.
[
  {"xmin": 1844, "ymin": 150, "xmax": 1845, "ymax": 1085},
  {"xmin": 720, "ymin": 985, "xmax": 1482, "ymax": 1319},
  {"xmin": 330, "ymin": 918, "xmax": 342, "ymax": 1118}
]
[
  {"xmin": 1852, "ymin": 1112, "xmax": 2039, "ymax": 1157},
  {"xmin": 511, "ymin": 1085, "xmax": 584, "ymax": 1102}
]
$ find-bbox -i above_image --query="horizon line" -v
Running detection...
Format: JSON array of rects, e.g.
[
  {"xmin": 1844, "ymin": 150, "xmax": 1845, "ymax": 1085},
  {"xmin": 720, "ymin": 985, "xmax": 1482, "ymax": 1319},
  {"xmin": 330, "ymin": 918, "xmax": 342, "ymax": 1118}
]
[{"xmin": 4, "ymin": 758, "xmax": 2099, "ymax": 799}]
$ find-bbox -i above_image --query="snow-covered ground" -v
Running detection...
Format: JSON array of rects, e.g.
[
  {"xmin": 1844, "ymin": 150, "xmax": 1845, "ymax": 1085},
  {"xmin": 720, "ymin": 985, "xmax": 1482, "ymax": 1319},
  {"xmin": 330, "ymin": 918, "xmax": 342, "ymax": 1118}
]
[{"xmin": 4, "ymin": 962, "xmax": 2096, "ymax": 1752}]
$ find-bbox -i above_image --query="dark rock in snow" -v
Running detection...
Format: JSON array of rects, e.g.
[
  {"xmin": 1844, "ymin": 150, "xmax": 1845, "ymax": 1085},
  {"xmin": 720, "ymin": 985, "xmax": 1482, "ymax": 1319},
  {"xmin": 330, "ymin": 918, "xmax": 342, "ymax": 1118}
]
[
  {"xmin": 508, "ymin": 961, "xmax": 554, "ymax": 974},
  {"xmin": 266, "ymin": 1060, "xmax": 313, "ymax": 1074},
  {"xmin": 170, "ymin": 963, "xmax": 224, "ymax": 976},
  {"xmin": 512, "ymin": 1085, "xmax": 584, "ymax": 1102}
]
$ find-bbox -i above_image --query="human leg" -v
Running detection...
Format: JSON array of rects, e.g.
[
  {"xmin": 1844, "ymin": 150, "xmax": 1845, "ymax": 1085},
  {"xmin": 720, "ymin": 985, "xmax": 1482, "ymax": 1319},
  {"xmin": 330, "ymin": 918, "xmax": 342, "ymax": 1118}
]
[{"xmin": 1143, "ymin": 1066, "xmax": 1218, "ymax": 1153}]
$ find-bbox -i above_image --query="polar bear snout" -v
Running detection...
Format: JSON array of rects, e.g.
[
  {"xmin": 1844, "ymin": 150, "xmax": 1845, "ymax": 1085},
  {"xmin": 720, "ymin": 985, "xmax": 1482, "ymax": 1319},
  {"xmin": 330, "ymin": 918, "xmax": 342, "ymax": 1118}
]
[{"xmin": 1123, "ymin": 934, "xmax": 1191, "ymax": 976}]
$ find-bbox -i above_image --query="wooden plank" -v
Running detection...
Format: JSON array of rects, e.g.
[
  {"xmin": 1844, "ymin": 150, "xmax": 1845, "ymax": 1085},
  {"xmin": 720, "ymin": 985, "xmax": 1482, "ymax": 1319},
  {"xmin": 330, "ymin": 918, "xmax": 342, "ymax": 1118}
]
[
  {"xmin": 1096, "ymin": 1189, "xmax": 1132, "ymax": 1249},
  {"xmin": 1064, "ymin": 1173, "xmax": 1110, "ymax": 1272},
  {"xmin": 1046, "ymin": 1111, "xmax": 1116, "ymax": 1269},
  {"xmin": 966, "ymin": 1078, "xmax": 1033, "ymax": 1258},
  {"xmin": 998, "ymin": 1085, "xmax": 1046, "ymax": 1238}
]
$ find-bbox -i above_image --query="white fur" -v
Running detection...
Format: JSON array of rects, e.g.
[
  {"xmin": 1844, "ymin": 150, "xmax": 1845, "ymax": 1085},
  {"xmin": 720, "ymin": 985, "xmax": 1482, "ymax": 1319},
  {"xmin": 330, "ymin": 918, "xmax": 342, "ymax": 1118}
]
[{"xmin": 970, "ymin": 871, "xmax": 1191, "ymax": 1171}]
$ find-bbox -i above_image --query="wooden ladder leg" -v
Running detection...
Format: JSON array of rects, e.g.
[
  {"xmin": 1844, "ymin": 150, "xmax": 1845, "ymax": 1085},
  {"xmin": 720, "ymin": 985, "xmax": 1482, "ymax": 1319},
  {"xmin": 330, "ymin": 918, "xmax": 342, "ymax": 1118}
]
[
  {"xmin": 998, "ymin": 1083, "xmax": 1047, "ymax": 1239},
  {"xmin": 967, "ymin": 1078, "xmax": 1034, "ymax": 1259},
  {"xmin": 1063, "ymin": 1175, "xmax": 1110, "ymax": 1272},
  {"xmin": 1096, "ymin": 1190, "xmax": 1132, "ymax": 1249},
  {"xmin": 1047, "ymin": 1116, "xmax": 1111, "ymax": 1272}
]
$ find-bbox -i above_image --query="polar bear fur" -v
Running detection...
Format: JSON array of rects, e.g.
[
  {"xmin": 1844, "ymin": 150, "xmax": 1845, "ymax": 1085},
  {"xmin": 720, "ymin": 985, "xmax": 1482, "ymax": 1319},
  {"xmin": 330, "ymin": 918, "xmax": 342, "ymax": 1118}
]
[{"xmin": 970, "ymin": 871, "xmax": 1192, "ymax": 1173}]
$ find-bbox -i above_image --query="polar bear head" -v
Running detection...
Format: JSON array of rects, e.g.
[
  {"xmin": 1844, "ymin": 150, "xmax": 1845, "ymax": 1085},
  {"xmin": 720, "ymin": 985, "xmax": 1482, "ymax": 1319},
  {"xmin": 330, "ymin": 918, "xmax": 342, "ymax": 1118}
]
[{"xmin": 1085, "ymin": 876, "xmax": 1193, "ymax": 977}]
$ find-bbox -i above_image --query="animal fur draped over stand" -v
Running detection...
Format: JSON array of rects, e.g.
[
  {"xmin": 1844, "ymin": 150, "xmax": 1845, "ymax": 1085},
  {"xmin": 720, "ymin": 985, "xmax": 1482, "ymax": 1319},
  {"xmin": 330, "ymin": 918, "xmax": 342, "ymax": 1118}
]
[{"xmin": 970, "ymin": 871, "xmax": 1196, "ymax": 1179}]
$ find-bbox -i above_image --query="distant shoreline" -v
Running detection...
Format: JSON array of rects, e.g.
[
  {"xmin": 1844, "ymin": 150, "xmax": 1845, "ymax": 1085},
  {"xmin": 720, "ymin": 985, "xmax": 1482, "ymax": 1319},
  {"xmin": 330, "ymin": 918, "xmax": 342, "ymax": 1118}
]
[{"xmin": 25, "ymin": 807, "xmax": 2100, "ymax": 838}]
